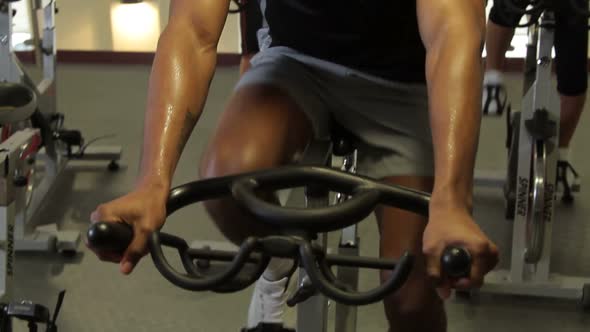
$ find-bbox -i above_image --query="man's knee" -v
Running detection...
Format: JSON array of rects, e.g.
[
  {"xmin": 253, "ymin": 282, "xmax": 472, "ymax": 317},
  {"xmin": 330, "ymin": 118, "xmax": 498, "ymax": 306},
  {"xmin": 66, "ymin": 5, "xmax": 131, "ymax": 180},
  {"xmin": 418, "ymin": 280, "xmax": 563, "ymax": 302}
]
[
  {"xmin": 199, "ymin": 139, "xmax": 267, "ymax": 180},
  {"xmin": 381, "ymin": 269, "xmax": 442, "ymax": 322},
  {"xmin": 199, "ymin": 86, "xmax": 312, "ymax": 180},
  {"xmin": 198, "ymin": 144, "xmax": 273, "ymax": 244}
]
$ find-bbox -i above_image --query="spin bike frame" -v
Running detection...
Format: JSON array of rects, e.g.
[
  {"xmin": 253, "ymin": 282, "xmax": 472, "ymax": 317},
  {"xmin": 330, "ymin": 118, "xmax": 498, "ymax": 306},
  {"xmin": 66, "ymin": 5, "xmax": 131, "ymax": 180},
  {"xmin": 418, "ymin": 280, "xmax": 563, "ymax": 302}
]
[
  {"xmin": 0, "ymin": 0, "xmax": 77, "ymax": 255},
  {"xmin": 285, "ymin": 135, "xmax": 360, "ymax": 332},
  {"xmin": 480, "ymin": 10, "xmax": 590, "ymax": 300},
  {"xmin": 188, "ymin": 135, "xmax": 365, "ymax": 332},
  {"xmin": 0, "ymin": 129, "xmax": 37, "ymax": 306},
  {"xmin": 0, "ymin": 0, "xmax": 119, "ymax": 325},
  {"xmin": 87, "ymin": 136, "xmax": 471, "ymax": 332},
  {"xmin": 0, "ymin": 0, "xmax": 122, "ymax": 254},
  {"xmin": 0, "ymin": 129, "xmax": 67, "ymax": 332}
]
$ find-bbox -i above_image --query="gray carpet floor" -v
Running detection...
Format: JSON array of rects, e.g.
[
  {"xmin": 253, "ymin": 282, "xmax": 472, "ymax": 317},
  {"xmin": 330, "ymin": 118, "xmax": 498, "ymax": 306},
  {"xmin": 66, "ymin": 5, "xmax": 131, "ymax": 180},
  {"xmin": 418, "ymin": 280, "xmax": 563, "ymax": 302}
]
[{"xmin": 10, "ymin": 63, "xmax": 590, "ymax": 331}]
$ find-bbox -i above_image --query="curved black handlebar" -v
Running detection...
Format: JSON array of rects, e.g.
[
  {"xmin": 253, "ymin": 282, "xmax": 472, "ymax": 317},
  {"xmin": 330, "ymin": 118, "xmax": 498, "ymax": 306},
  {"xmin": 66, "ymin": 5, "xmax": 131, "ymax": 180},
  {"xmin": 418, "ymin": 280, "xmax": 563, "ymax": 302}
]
[
  {"xmin": 299, "ymin": 244, "xmax": 414, "ymax": 305},
  {"xmin": 87, "ymin": 166, "xmax": 471, "ymax": 306},
  {"xmin": 229, "ymin": 166, "xmax": 430, "ymax": 232},
  {"xmin": 231, "ymin": 178, "xmax": 380, "ymax": 232}
]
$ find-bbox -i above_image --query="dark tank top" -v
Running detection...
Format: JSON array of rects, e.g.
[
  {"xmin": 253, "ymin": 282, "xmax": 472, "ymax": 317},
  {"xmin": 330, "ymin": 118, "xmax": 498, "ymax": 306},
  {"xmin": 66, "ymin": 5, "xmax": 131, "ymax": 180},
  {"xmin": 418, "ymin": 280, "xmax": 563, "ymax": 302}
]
[{"xmin": 264, "ymin": 0, "xmax": 427, "ymax": 83}]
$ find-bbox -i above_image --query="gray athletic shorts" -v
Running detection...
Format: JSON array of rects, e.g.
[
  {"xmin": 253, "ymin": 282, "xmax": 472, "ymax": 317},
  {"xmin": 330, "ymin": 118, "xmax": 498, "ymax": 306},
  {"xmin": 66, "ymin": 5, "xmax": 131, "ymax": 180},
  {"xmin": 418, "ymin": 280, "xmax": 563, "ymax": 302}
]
[{"xmin": 235, "ymin": 46, "xmax": 434, "ymax": 179}]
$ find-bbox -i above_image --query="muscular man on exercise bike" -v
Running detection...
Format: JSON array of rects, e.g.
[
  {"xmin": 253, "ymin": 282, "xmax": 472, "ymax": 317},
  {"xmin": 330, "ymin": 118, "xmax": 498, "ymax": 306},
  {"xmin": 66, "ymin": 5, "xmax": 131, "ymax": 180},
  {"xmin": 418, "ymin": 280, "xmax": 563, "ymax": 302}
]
[{"xmin": 89, "ymin": 0, "xmax": 499, "ymax": 331}]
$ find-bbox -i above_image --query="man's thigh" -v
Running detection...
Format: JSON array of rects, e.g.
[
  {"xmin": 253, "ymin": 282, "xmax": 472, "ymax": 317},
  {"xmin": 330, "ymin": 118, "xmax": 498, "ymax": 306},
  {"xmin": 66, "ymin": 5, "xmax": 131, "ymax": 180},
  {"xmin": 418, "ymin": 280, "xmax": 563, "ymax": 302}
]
[
  {"xmin": 317, "ymin": 61, "xmax": 435, "ymax": 258},
  {"xmin": 203, "ymin": 54, "xmax": 330, "ymax": 176},
  {"xmin": 377, "ymin": 176, "xmax": 441, "ymax": 321},
  {"xmin": 235, "ymin": 51, "xmax": 333, "ymax": 138},
  {"xmin": 200, "ymin": 56, "xmax": 328, "ymax": 241},
  {"xmin": 327, "ymin": 69, "xmax": 434, "ymax": 180}
]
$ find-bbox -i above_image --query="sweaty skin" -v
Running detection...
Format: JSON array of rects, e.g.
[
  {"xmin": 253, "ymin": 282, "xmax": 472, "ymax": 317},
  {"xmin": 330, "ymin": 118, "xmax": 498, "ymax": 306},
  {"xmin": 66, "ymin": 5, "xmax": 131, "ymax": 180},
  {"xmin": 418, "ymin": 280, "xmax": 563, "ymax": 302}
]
[
  {"xmin": 138, "ymin": 0, "xmax": 228, "ymax": 188},
  {"xmin": 417, "ymin": 0, "xmax": 498, "ymax": 297},
  {"xmin": 90, "ymin": 0, "xmax": 497, "ymax": 293},
  {"xmin": 90, "ymin": 0, "xmax": 231, "ymax": 273}
]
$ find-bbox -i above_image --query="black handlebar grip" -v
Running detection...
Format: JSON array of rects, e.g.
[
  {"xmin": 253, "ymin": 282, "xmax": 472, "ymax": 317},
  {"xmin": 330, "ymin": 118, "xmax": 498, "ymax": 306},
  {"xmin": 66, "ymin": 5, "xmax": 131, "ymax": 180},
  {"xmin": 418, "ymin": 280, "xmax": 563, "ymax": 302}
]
[
  {"xmin": 441, "ymin": 247, "xmax": 471, "ymax": 279},
  {"xmin": 86, "ymin": 222, "xmax": 133, "ymax": 255}
]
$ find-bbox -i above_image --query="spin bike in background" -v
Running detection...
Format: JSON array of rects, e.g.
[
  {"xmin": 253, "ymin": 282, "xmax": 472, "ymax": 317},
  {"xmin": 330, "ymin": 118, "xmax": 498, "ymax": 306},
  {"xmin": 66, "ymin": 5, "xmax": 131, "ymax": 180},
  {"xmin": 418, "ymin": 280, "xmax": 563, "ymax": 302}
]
[
  {"xmin": 474, "ymin": 0, "xmax": 590, "ymax": 308},
  {"xmin": 0, "ymin": 0, "xmax": 122, "ymax": 329},
  {"xmin": 87, "ymin": 130, "xmax": 472, "ymax": 332},
  {"xmin": 0, "ymin": 0, "xmax": 122, "ymax": 254}
]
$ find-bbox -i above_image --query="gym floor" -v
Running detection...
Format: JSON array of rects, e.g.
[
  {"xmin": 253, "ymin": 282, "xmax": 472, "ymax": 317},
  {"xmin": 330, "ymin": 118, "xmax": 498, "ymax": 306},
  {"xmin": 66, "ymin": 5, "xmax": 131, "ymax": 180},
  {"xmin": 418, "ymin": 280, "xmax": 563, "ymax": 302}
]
[{"xmin": 12, "ymin": 63, "xmax": 590, "ymax": 332}]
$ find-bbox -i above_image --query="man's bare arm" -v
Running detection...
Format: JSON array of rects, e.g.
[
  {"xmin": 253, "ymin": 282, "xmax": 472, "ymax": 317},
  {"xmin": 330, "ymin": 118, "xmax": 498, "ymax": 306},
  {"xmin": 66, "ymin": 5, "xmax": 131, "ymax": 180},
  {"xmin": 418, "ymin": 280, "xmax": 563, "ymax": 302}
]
[
  {"xmin": 89, "ymin": 0, "xmax": 233, "ymax": 274},
  {"xmin": 417, "ymin": 0, "xmax": 486, "ymax": 210},
  {"xmin": 417, "ymin": 0, "xmax": 498, "ymax": 296},
  {"xmin": 137, "ymin": 0, "xmax": 230, "ymax": 192}
]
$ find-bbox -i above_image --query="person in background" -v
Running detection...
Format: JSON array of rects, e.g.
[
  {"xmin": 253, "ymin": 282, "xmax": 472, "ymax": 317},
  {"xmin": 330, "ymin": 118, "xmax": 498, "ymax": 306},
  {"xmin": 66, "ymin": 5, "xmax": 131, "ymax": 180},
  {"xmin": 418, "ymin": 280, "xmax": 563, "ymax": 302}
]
[{"xmin": 482, "ymin": 0, "xmax": 588, "ymax": 188}]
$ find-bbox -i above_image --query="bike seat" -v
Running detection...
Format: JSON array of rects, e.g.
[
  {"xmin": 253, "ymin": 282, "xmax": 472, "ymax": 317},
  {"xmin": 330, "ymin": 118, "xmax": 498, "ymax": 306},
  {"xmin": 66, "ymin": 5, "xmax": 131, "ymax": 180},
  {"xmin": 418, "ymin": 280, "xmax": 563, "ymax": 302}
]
[
  {"xmin": 0, "ymin": 82, "xmax": 37, "ymax": 124},
  {"xmin": 331, "ymin": 120, "xmax": 358, "ymax": 157}
]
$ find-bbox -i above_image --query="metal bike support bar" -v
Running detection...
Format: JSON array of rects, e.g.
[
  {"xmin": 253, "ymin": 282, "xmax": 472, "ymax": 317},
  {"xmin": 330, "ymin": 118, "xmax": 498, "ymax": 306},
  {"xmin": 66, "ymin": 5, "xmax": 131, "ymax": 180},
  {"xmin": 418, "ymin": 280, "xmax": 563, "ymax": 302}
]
[
  {"xmin": 28, "ymin": 0, "xmax": 42, "ymax": 65},
  {"xmin": 292, "ymin": 138, "xmax": 333, "ymax": 332},
  {"xmin": 149, "ymin": 235, "xmax": 269, "ymax": 292},
  {"xmin": 334, "ymin": 147, "xmax": 359, "ymax": 332},
  {"xmin": 185, "ymin": 247, "xmax": 263, "ymax": 264},
  {"xmin": 520, "ymin": 11, "xmax": 556, "ymax": 269},
  {"xmin": 38, "ymin": 0, "xmax": 56, "ymax": 115},
  {"xmin": 326, "ymin": 254, "xmax": 395, "ymax": 269},
  {"xmin": 296, "ymin": 161, "xmax": 330, "ymax": 332},
  {"xmin": 477, "ymin": 9, "xmax": 590, "ymax": 303},
  {"xmin": 300, "ymin": 244, "xmax": 414, "ymax": 306},
  {"xmin": 232, "ymin": 178, "xmax": 381, "ymax": 232},
  {"xmin": 0, "ymin": 132, "xmax": 33, "ymax": 304}
]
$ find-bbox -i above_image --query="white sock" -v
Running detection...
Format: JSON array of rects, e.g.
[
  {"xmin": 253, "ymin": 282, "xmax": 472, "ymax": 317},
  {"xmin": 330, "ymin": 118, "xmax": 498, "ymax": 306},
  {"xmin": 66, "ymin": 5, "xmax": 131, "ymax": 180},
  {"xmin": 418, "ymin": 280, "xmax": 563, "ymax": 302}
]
[
  {"xmin": 262, "ymin": 258, "xmax": 294, "ymax": 281},
  {"xmin": 482, "ymin": 70, "xmax": 507, "ymax": 115},
  {"xmin": 483, "ymin": 69, "xmax": 505, "ymax": 86},
  {"xmin": 247, "ymin": 276, "xmax": 289, "ymax": 328}
]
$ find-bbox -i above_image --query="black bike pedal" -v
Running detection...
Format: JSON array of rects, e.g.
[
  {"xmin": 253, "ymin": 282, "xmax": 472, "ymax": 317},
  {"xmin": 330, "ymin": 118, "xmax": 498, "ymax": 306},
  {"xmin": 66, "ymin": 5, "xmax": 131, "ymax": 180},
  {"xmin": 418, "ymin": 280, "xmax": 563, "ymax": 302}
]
[
  {"xmin": 525, "ymin": 109, "xmax": 556, "ymax": 140},
  {"xmin": 56, "ymin": 129, "xmax": 83, "ymax": 146},
  {"xmin": 241, "ymin": 323, "xmax": 295, "ymax": 332},
  {"xmin": 6, "ymin": 301, "xmax": 50, "ymax": 324}
]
